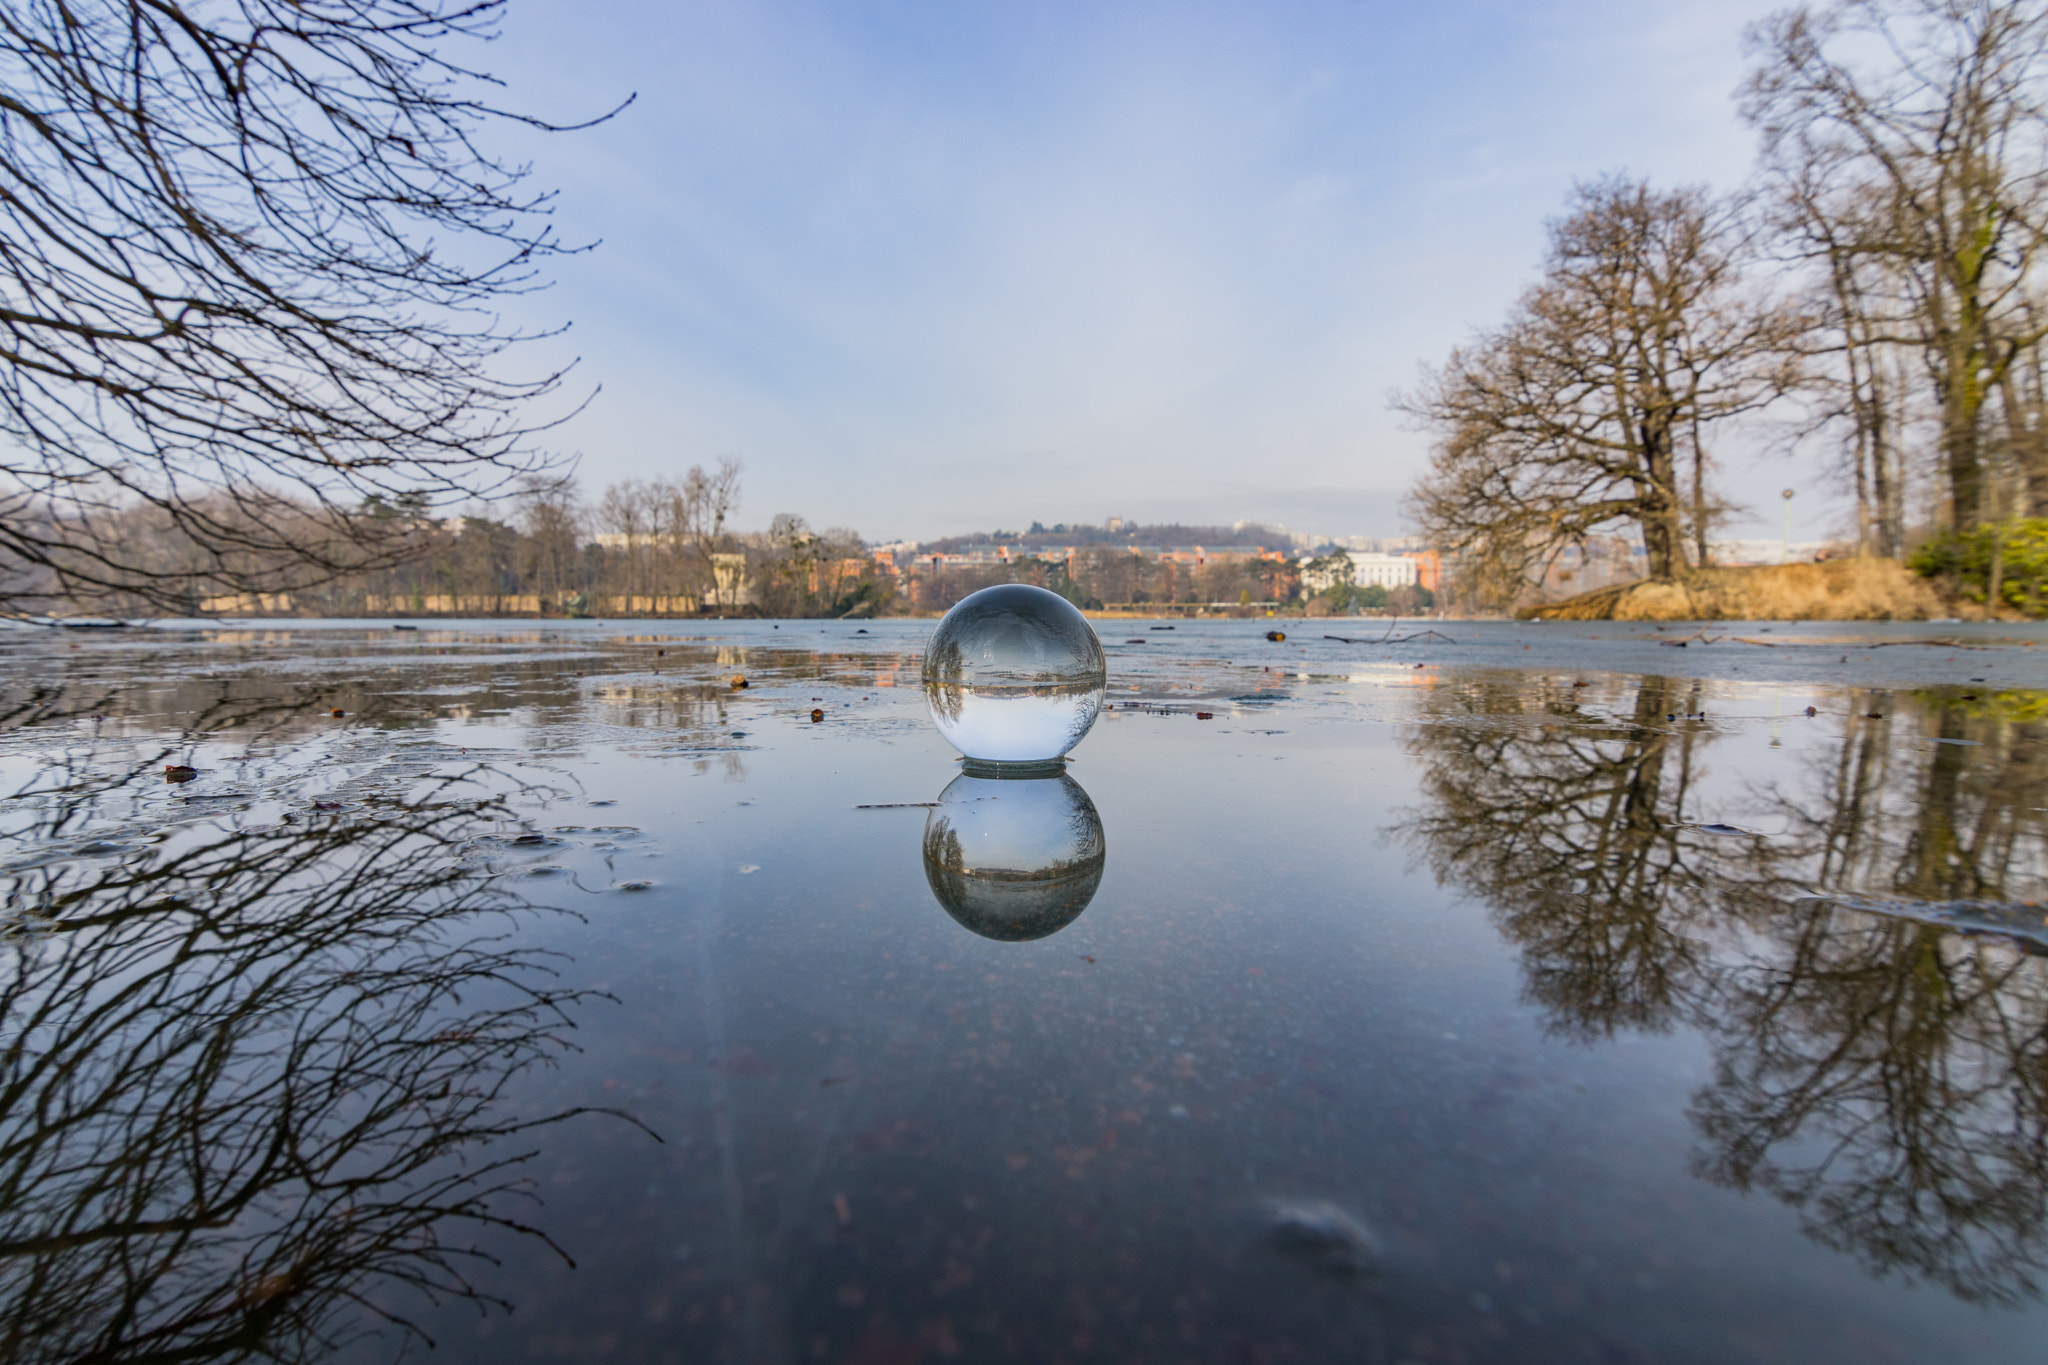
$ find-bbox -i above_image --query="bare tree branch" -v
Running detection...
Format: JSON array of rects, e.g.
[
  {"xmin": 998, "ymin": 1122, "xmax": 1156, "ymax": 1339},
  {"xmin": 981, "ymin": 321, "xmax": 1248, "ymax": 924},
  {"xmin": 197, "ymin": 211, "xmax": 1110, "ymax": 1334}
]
[{"xmin": 0, "ymin": 0, "xmax": 629, "ymax": 617}]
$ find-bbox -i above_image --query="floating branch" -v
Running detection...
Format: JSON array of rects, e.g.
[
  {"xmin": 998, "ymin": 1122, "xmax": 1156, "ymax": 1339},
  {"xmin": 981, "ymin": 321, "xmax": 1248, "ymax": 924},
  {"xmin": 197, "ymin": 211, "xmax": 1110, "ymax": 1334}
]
[{"xmin": 1324, "ymin": 630, "xmax": 1459, "ymax": 645}]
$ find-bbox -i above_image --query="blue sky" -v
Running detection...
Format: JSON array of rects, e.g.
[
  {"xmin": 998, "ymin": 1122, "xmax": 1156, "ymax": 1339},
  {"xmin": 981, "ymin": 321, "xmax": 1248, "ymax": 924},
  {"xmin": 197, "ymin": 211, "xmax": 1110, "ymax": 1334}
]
[{"xmin": 486, "ymin": 0, "xmax": 1817, "ymax": 542}]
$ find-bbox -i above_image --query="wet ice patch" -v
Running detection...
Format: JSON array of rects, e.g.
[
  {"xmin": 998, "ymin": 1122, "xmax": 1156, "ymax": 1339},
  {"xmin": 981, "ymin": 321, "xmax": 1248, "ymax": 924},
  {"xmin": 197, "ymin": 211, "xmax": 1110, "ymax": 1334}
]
[{"xmin": 1797, "ymin": 894, "xmax": 2048, "ymax": 953}]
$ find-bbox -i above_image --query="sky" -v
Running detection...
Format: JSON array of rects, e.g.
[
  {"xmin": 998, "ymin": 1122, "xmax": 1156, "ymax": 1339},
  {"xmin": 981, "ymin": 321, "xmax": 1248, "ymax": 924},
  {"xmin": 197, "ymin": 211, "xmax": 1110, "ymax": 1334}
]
[{"xmin": 480, "ymin": 0, "xmax": 1823, "ymax": 544}]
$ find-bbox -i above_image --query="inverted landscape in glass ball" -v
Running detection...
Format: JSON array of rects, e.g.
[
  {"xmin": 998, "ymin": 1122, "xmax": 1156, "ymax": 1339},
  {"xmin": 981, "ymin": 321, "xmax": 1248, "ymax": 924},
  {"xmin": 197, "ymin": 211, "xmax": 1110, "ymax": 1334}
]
[
  {"xmin": 922, "ymin": 769, "xmax": 1106, "ymax": 941},
  {"xmin": 922, "ymin": 584, "xmax": 1107, "ymax": 763}
]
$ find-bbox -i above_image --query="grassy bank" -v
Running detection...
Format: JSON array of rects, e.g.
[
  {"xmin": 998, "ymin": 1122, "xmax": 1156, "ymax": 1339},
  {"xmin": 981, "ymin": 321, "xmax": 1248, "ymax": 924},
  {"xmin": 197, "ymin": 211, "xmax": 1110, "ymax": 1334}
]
[{"xmin": 1519, "ymin": 559, "xmax": 1948, "ymax": 621}]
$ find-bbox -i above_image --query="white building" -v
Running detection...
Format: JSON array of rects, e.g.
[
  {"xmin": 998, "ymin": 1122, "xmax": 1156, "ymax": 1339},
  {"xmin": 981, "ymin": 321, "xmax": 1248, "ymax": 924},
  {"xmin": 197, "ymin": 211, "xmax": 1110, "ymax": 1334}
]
[
  {"xmin": 868, "ymin": 539, "xmax": 922, "ymax": 558},
  {"xmin": 1298, "ymin": 550, "xmax": 1420, "ymax": 593},
  {"xmin": 1350, "ymin": 552, "xmax": 1420, "ymax": 588}
]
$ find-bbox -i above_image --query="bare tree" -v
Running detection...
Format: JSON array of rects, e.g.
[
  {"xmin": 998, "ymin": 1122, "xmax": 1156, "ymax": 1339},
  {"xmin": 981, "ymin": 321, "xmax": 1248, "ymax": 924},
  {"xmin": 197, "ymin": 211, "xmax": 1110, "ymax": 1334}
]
[
  {"xmin": 584, "ymin": 460, "xmax": 740, "ymax": 611},
  {"xmin": 674, "ymin": 458, "xmax": 741, "ymax": 608},
  {"xmin": 1758, "ymin": 146, "xmax": 1919, "ymax": 556},
  {"xmin": 1401, "ymin": 179, "xmax": 1799, "ymax": 598},
  {"xmin": 0, "ymin": 0, "xmax": 625, "ymax": 617},
  {"xmin": 1745, "ymin": 0, "xmax": 2048, "ymax": 533},
  {"xmin": 517, "ymin": 476, "xmax": 583, "ymax": 606},
  {"xmin": 595, "ymin": 478, "xmax": 655, "ymax": 601}
]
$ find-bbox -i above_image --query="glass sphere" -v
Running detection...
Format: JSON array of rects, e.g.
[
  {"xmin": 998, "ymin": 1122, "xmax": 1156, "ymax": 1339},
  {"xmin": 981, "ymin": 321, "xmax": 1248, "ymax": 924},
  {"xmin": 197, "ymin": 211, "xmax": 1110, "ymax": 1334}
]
[
  {"xmin": 922, "ymin": 584, "xmax": 1107, "ymax": 763},
  {"xmin": 922, "ymin": 769, "xmax": 1106, "ymax": 941}
]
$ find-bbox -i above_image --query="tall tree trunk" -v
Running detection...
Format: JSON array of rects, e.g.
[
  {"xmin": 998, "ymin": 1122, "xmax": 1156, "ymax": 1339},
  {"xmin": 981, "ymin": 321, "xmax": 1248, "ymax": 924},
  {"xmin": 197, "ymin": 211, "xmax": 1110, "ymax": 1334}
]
[
  {"xmin": 1867, "ymin": 350, "xmax": 1898, "ymax": 558},
  {"xmin": 1929, "ymin": 262, "xmax": 1970, "ymax": 528},
  {"xmin": 1638, "ymin": 422, "xmax": 1684, "ymax": 580},
  {"xmin": 1850, "ymin": 374, "xmax": 1875, "ymax": 557},
  {"xmin": 1932, "ymin": 220, "xmax": 2005, "ymax": 533},
  {"xmin": 1884, "ymin": 347, "xmax": 1911, "ymax": 557},
  {"xmin": 1987, "ymin": 516, "xmax": 2006, "ymax": 613},
  {"xmin": 1939, "ymin": 342, "xmax": 1990, "ymax": 530},
  {"xmin": 1641, "ymin": 418, "xmax": 1688, "ymax": 579},
  {"xmin": 1829, "ymin": 248, "xmax": 1881, "ymax": 556},
  {"xmin": 1691, "ymin": 415, "xmax": 1711, "ymax": 566},
  {"xmin": 2014, "ymin": 336, "xmax": 2048, "ymax": 518}
]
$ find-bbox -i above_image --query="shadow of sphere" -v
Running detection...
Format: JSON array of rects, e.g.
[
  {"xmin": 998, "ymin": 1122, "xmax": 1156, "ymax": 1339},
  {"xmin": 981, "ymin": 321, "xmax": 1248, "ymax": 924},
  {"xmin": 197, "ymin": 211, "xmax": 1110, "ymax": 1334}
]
[{"xmin": 921, "ymin": 770, "xmax": 1106, "ymax": 941}]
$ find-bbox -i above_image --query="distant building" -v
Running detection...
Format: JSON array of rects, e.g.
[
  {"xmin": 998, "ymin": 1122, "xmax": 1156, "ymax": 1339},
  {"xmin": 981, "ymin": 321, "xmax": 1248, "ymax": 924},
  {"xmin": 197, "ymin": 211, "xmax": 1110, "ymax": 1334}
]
[
  {"xmin": 1351, "ymin": 553, "xmax": 1421, "ymax": 588},
  {"xmin": 1407, "ymin": 550, "xmax": 1442, "ymax": 592},
  {"xmin": 1134, "ymin": 545, "xmax": 1288, "ymax": 569},
  {"xmin": 711, "ymin": 552, "xmax": 751, "ymax": 607},
  {"xmin": 887, "ymin": 542, "xmax": 1287, "ymax": 582},
  {"xmin": 1297, "ymin": 549, "xmax": 1432, "ymax": 593}
]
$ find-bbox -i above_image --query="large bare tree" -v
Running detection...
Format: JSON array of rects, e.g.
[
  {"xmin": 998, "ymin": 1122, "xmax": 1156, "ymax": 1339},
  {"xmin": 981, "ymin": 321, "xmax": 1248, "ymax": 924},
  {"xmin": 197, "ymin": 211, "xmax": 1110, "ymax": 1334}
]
[
  {"xmin": 0, "ymin": 0, "xmax": 623, "ymax": 618},
  {"xmin": 1401, "ymin": 179, "xmax": 1798, "ymax": 598},
  {"xmin": 1758, "ymin": 148, "xmax": 1920, "ymax": 557},
  {"xmin": 1745, "ymin": 0, "xmax": 2048, "ymax": 534}
]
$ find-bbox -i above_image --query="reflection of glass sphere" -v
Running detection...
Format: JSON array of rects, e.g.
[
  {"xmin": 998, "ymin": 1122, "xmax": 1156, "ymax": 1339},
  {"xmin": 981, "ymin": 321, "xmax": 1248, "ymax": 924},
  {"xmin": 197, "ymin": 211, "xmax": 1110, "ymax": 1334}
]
[
  {"xmin": 923, "ymin": 769, "xmax": 1106, "ymax": 941},
  {"xmin": 923, "ymin": 584, "xmax": 1107, "ymax": 763}
]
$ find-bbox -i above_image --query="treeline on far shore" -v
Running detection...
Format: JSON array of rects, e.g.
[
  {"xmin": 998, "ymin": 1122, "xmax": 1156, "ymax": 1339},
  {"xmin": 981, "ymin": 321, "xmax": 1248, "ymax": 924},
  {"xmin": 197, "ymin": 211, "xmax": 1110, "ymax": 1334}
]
[
  {"xmin": 19, "ymin": 469, "xmax": 1444, "ymax": 621},
  {"xmin": 68, "ymin": 472, "xmax": 1458, "ymax": 618},
  {"xmin": 195, "ymin": 503, "xmax": 1432, "ymax": 620}
]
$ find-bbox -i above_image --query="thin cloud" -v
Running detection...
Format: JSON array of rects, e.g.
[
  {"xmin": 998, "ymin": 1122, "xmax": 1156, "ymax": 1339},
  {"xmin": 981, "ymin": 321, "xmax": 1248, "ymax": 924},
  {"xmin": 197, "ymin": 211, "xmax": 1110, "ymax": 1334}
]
[{"xmin": 487, "ymin": 0, "xmax": 1815, "ymax": 540}]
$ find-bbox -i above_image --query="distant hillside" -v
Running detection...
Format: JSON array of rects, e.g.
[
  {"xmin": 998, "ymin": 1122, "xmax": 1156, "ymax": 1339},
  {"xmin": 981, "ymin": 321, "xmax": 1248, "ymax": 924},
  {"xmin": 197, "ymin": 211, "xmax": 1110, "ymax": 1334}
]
[{"xmin": 916, "ymin": 521, "xmax": 1290, "ymax": 554}]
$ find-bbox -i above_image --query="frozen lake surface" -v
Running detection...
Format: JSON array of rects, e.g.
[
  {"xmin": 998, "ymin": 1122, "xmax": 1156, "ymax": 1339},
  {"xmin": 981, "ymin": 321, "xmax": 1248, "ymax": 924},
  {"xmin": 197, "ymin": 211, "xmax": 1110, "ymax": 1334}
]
[{"xmin": 5, "ymin": 617, "xmax": 2048, "ymax": 1363}]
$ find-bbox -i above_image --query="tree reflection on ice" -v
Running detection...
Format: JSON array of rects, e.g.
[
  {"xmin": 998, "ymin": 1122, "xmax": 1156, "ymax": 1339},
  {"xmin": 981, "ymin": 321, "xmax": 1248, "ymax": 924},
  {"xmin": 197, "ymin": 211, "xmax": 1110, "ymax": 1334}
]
[
  {"xmin": 1401, "ymin": 677, "xmax": 2048, "ymax": 1305},
  {"xmin": 0, "ymin": 782, "xmax": 625, "ymax": 1362}
]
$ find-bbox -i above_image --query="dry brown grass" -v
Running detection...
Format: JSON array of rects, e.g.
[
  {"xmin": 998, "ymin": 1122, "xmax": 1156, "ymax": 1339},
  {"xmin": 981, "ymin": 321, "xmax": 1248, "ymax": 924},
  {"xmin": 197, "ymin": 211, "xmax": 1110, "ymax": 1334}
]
[{"xmin": 1520, "ymin": 559, "xmax": 1947, "ymax": 621}]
